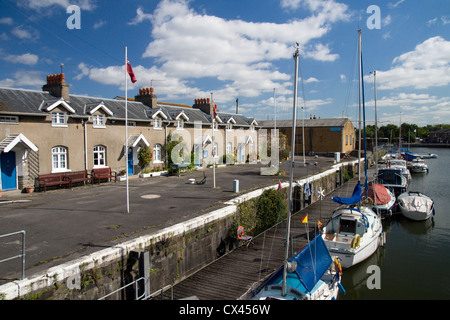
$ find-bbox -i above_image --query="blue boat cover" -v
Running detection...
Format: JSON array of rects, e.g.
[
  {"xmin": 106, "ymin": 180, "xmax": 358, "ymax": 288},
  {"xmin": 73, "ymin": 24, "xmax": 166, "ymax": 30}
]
[
  {"xmin": 332, "ymin": 181, "xmax": 362, "ymax": 205},
  {"xmin": 291, "ymin": 235, "xmax": 332, "ymax": 292}
]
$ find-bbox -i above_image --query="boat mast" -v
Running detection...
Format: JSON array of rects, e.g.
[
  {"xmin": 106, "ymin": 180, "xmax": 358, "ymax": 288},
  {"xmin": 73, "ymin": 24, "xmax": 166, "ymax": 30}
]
[
  {"xmin": 282, "ymin": 45, "xmax": 299, "ymax": 297},
  {"xmin": 374, "ymin": 71, "xmax": 378, "ymax": 174},
  {"xmin": 358, "ymin": 29, "xmax": 362, "ymax": 183}
]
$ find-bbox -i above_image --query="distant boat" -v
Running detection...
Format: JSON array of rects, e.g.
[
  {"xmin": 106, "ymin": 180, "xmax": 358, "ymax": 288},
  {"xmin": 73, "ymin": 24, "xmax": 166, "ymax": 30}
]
[
  {"xmin": 417, "ymin": 153, "xmax": 437, "ymax": 159},
  {"xmin": 398, "ymin": 191, "xmax": 435, "ymax": 221},
  {"xmin": 407, "ymin": 158, "xmax": 429, "ymax": 174},
  {"xmin": 376, "ymin": 168, "xmax": 408, "ymax": 196},
  {"xmin": 402, "ymin": 150, "xmax": 420, "ymax": 161},
  {"xmin": 387, "ymin": 159, "xmax": 411, "ymax": 181},
  {"xmin": 364, "ymin": 182, "xmax": 396, "ymax": 219}
]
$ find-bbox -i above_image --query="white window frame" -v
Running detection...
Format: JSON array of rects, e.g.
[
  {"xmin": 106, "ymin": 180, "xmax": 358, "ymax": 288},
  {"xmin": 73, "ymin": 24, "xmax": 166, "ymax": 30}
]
[
  {"xmin": 93, "ymin": 145, "xmax": 106, "ymax": 167},
  {"xmin": 213, "ymin": 122, "xmax": 218, "ymax": 131},
  {"xmin": 226, "ymin": 123, "xmax": 233, "ymax": 131},
  {"xmin": 176, "ymin": 119, "xmax": 184, "ymax": 130},
  {"xmin": 153, "ymin": 144, "xmax": 163, "ymax": 163},
  {"xmin": 226, "ymin": 142, "xmax": 232, "ymax": 155},
  {"xmin": 93, "ymin": 114, "xmax": 106, "ymax": 128},
  {"xmin": 52, "ymin": 146, "xmax": 69, "ymax": 172},
  {"xmin": 52, "ymin": 112, "xmax": 67, "ymax": 127},
  {"xmin": 153, "ymin": 119, "xmax": 162, "ymax": 130}
]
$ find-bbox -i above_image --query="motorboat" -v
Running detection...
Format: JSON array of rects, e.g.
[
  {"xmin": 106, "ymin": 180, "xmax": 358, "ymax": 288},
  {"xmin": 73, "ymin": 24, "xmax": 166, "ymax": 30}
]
[
  {"xmin": 364, "ymin": 182, "xmax": 396, "ymax": 219},
  {"xmin": 407, "ymin": 158, "xmax": 429, "ymax": 173},
  {"xmin": 322, "ymin": 182, "xmax": 385, "ymax": 269},
  {"xmin": 387, "ymin": 159, "xmax": 411, "ymax": 181},
  {"xmin": 417, "ymin": 153, "xmax": 437, "ymax": 159},
  {"xmin": 398, "ymin": 191, "xmax": 435, "ymax": 221},
  {"xmin": 250, "ymin": 235, "xmax": 342, "ymax": 300},
  {"xmin": 376, "ymin": 168, "xmax": 408, "ymax": 196}
]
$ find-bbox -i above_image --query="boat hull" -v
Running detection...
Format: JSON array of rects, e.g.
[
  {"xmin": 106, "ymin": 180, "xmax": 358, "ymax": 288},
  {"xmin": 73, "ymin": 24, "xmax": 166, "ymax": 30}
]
[
  {"xmin": 322, "ymin": 206, "xmax": 384, "ymax": 269},
  {"xmin": 324, "ymin": 230, "xmax": 383, "ymax": 269},
  {"xmin": 398, "ymin": 192, "xmax": 434, "ymax": 221}
]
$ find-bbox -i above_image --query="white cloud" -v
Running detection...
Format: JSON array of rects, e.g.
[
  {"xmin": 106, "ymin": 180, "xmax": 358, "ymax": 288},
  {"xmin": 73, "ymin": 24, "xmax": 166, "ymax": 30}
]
[
  {"xmin": 11, "ymin": 25, "xmax": 38, "ymax": 40},
  {"xmin": 93, "ymin": 20, "xmax": 106, "ymax": 29},
  {"xmin": 0, "ymin": 70, "xmax": 43, "ymax": 88},
  {"xmin": 18, "ymin": 0, "xmax": 96, "ymax": 11},
  {"xmin": 3, "ymin": 53, "xmax": 39, "ymax": 65},
  {"xmin": 304, "ymin": 43, "xmax": 339, "ymax": 61},
  {"xmin": 128, "ymin": 6, "xmax": 153, "ymax": 25},
  {"xmin": 0, "ymin": 17, "xmax": 14, "ymax": 25},
  {"xmin": 368, "ymin": 36, "xmax": 450, "ymax": 90},
  {"xmin": 134, "ymin": 0, "xmax": 348, "ymax": 104}
]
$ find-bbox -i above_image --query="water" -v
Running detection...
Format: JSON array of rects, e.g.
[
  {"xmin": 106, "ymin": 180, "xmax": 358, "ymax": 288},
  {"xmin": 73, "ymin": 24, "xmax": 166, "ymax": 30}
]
[{"xmin": 340, "ymin": 147, "xmax": 450, "ymax": 300}]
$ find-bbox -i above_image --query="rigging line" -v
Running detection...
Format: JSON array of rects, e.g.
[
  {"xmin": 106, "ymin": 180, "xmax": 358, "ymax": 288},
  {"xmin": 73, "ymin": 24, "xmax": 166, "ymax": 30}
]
[{"xmin": 343, "ymin": 37, "xmax": 360, "ymax": 119}]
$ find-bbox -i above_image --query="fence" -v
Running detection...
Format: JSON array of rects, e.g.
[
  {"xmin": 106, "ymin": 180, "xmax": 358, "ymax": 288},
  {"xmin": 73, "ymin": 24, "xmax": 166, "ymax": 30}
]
[{"xmin": 0, "ymin": 230, "xmax": 26, "ymax": 280}]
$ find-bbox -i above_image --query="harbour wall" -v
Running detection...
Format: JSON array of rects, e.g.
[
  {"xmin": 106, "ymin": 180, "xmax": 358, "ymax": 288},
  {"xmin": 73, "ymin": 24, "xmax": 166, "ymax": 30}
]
[{"xmin": 0, "ymin": 160, "xmax": 359, "ymax": 300}]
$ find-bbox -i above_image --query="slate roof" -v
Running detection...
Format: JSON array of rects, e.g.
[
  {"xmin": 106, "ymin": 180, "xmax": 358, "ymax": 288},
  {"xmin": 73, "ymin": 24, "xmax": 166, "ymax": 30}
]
[
  {"xmin": 0, "ymin": 87, "xmax": 257, "ymax": 127},
  {"xmin": 0, "ymin": 87, "xmax": 149, "ymax": 121}
]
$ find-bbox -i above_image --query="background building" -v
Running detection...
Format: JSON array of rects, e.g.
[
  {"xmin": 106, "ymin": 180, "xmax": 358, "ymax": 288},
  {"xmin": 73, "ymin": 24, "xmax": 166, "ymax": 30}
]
[{"xmin": 258, "ymin": 117, "xmax": 355, "ymax": 155}]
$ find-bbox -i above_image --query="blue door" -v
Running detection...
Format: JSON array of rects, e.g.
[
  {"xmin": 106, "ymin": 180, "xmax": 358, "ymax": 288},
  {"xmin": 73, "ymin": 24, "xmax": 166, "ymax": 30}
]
[
  {"xmin": 128, "ymin": 150, "xmax": 134, "ymax": 175},
  {"xmin": 1, "ymin": 151, "xmax": 17, "ymax": 191}
]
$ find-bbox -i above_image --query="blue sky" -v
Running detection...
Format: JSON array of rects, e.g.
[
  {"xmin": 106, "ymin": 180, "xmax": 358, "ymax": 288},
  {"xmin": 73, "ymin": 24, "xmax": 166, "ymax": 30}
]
[{"xmin": 1, "ymin": 0, "xmax": 449, "ymax": 126}]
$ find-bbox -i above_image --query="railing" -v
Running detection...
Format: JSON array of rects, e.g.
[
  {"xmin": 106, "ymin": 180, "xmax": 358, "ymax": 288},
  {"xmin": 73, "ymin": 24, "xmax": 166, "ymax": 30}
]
[
  {"xmin": 98, "ymin": 277, "xmax": 173, "ymax": 300},
  {"xmin": 0, "ymin": 230, "xmax": 26, "ymax": 280},
  {"xmin": 144, "ymin": 284, "xmax": 173, "ymax": 300},
  {"xmin": 98, "ymin": 277, "xmax": 146, "ymax": 300}
]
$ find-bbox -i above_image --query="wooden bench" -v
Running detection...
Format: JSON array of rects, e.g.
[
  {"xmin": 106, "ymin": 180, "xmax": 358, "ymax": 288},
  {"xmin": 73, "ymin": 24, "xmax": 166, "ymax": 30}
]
[
  {"xmin": 64, "ymin": 170, "xmax": 91, "ymax": 187},
  {"xmin": 91, "ymin": 167, "xmax": 117, "ymax": 184},
  {"xmin": 170, "ymin": 163, "xmax": 190, "ymax": 177},
  {"xmin": 38, "ymin": 173, "xmax": 71, "ymax": 192}
]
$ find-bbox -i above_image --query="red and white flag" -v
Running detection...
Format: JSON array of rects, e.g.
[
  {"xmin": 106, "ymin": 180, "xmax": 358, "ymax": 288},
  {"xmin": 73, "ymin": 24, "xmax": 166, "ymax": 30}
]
[{"xmin": 126, "ymin": 59, "xmax": 137, "ymax": 83}]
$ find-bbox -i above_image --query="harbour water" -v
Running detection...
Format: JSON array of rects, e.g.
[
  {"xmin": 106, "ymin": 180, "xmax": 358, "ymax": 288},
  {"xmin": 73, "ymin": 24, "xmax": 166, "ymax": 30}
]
[{"xmin": 340, "ymin": 147, "xmax": 450, "ymax": 300}]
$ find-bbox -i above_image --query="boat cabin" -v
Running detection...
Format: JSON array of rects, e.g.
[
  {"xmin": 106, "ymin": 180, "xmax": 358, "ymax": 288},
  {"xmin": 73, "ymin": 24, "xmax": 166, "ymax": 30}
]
[{"xmin": 325, "ymin": 208, "xmax": 366, "ymax": 243}]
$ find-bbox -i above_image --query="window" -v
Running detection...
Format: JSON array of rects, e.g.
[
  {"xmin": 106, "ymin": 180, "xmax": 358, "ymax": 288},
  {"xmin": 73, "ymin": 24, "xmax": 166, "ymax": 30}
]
[
  {"xmin": 93, "ymin": 145, "xmax": 106, "ymax": 167},
  {"xmin": 226, "ymin": 123, "xmax": 233, "ymax": 131},
  {"xmin": 153, "ymin": 119, "xmax": 162, "ymax": 129},
  {"xmin": 93, "ymin": 114, "xmax": 106, "ymax": 128},
  {"xmin": 153, "ymin": 144, "xmax": 162, "ymax": 163},
  {"xmin": 250, "ymin": 124, "xmax": 255, "ymax": 132},
  {"xmin": 52, "ymin": 146, "xmax": 68, "ymax": 172},
  {"xmin": 0, "ymin": 115, "xmax": 19, "ymax": 124},
  {"xmin": 52, "ymin": 112, "xmax": 66, "ymax": 127},
  {"xmin": 346, "ymin": 135, "xmax": 348, "ymax": 145},
  {"xmin": 213, "ymin": 122, "xmax": 218, "ymax": 130},
  {"xmin": 176, "ymin": 119, "xmax": 184, "ymax": 130},
  {"xmin": 226, "ymin": 142, "xmax": 232, "ymax": 154}
]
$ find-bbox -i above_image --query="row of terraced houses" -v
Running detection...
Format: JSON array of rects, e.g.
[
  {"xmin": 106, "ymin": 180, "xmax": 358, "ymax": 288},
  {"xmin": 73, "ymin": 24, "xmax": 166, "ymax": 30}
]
[{"xmin": 0, "ymin": 73, "xmax": 355, "ymax": 192}]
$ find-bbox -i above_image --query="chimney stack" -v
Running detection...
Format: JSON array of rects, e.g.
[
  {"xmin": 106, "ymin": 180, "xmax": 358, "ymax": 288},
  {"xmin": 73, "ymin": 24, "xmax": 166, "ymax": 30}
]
[
  {"xmin": 193, "ymin": 97, "xmax": 216, "ymax": 115},
  {"xmin": 135, "ymin": 87, "xmax": 157, "ymax": 108},
  {"xmin": 43, "ymin": 73, "xmax": 69, "ymax": 100}
]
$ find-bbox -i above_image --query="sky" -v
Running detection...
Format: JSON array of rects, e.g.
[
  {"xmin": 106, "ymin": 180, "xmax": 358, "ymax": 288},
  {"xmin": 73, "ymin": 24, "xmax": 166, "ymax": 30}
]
[{"xmin": 0, "ymin": 0, "xmax": 449, "ymax": 127}]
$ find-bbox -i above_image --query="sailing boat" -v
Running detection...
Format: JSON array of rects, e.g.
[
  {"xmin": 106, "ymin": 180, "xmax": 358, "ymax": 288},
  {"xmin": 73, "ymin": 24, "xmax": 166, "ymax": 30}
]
[
  {"xmin": 249, "ymin": 46, "xmax": 342, "ymax": 300},
  {"xmin": 321, "ymin": 30, "xmax": 385, "ymax": 269}
]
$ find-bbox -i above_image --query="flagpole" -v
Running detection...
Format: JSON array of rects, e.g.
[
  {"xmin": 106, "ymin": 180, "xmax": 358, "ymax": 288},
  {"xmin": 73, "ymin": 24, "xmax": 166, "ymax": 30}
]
[
  {"xmin": 211, "ymin": 92, "xmax": 216, "ymax": 188},
  {"xmin": 125, "ymin": 46, "xmax": 130, "ymax": 214}
]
